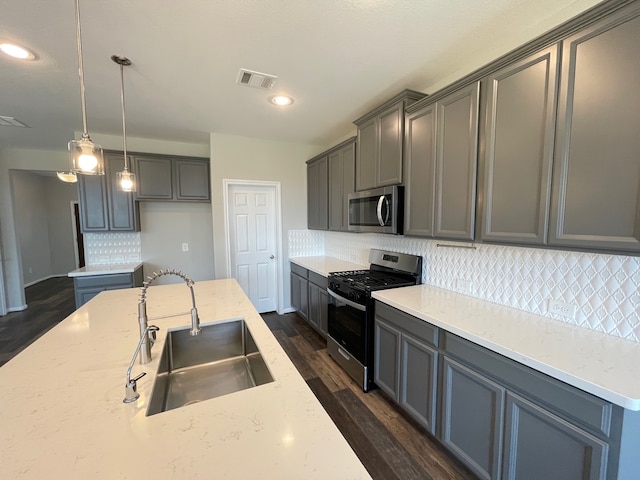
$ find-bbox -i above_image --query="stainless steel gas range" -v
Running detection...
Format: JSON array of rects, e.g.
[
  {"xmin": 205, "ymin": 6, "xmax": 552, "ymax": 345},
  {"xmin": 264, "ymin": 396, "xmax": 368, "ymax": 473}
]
[{"xmin": 326, "ymin": 249, "xmax": 422, "ymax": 392}]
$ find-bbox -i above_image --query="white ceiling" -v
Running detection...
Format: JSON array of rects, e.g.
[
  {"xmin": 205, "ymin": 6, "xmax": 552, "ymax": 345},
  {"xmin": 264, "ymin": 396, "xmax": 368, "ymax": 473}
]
[{"xmin": 1, "ymin": 0, "xmax": 603, "ymax": 152}]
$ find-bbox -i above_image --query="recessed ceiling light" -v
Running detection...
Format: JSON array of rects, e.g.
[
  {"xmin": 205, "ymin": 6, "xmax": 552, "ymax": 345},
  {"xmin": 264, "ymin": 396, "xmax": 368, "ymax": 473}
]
[
  {"xmin": 269, "ymin": 95, "xmax": 294, "ymax": 106},
  {"xmin": 0, "ymin": 42, "xmax": 37, "ymax": 60}
]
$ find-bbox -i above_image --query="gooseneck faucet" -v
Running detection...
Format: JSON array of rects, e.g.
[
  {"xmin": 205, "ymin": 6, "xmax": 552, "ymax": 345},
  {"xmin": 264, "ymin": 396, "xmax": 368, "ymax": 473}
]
[{"xmin": 137, "ymin": 269, "xmax": 201, "ymax": 364}]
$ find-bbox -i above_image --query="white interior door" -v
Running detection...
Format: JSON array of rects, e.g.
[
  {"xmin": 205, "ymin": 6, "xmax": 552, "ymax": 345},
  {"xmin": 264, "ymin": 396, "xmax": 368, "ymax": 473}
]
[{"xmin": 228, "ymin": 184, "xmax": 277, "ymax": 313}]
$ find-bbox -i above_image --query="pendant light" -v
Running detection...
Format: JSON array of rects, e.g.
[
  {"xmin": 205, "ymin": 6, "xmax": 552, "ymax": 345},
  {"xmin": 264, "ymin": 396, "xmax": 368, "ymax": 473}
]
[
  {"xmin": 68, "ymin": 0, "xmax": 104, "ymax": 175},
  {"xmin": 56, "ymin": 171, "xmax": 77, "ymax": 183},
  {"xmin": 112, "ymin": 55, "xmax": 135, "ymax": 192}
]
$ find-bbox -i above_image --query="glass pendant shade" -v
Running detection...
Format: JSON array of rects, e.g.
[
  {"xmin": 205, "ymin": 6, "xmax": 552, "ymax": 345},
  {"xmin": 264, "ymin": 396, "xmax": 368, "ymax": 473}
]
[
  {"xmin": 69, "ymin": 136, "xmax": 104, "ymax": 175},
  {"xmin": 56, "ymin": 171, "xmax": 78, "ymax": 183},
  {"xmin": 117, "ymin": 169, "xmax": 136, "ymax": 192}
]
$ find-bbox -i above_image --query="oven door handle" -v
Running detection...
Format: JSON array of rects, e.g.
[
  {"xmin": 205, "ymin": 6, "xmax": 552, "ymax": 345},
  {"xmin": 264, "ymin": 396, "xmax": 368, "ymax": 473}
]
[{"xmin": 327, "ymin": 288, "xmax": 366, "ymax": 312}]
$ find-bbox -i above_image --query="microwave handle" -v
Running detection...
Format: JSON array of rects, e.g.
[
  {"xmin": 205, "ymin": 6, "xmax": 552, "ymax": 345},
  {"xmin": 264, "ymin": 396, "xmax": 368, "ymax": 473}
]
[{"xmin": 376, "ymin": 195, "xmax": 390, "ymax": 226}]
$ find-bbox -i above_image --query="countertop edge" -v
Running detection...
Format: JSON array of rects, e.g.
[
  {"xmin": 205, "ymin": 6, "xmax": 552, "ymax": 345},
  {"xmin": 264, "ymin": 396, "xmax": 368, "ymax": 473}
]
[{"xmin": 68, "ymin": 262, "xmax": 143, "ymax": 277}]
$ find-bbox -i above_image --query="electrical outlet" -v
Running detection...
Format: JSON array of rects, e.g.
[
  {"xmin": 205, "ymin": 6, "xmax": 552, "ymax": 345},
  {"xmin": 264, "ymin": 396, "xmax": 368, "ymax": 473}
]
[
  {"xmin": 456, "ymin": 278, "xmax": 472, "ymax": 293},
  {"xmin": 181, "ymin": 243, "xmax": 189, "ymax": 252},
  {"xmin": 547, "ymin": 299, "xmax": 577, "ymax": 319}
]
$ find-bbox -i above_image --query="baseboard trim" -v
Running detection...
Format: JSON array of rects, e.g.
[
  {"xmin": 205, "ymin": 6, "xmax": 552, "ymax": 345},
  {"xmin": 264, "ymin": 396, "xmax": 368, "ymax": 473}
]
[
  {"xmin": 7, "ymin": 304, "xmax": 28, "ymax": 313},
  {"xmin": 23, "ymin": 274, "xmax": 68, "ymax": 288}
]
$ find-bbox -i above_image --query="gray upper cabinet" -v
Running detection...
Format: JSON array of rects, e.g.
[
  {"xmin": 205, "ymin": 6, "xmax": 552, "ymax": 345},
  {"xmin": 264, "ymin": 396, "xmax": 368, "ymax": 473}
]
[
  {"xmin": 354, "ymin": 90, "xmax": 426, "ymax": 191},
  {"xmin": 480, "ymin": 45, "xmax": 559, "ymax": 245},
  {"xmin": 77, "ymin": 152, "xmax": 140, "ymax": 233},
  {"xmin": 549, "ymin": 4, "xmax": 640, "ymax": 252},
  {"xmin": 328, "ymin": 138, "xmax": 356, "ymax": 231},
  {"xmin": 404, "ymin": 82, "xmax": 480, "ymax": 240},
  {"xmin": 307, "ymin": 155, "xmax": 328, "ymax": 230},
  {"xmin": 134, "ymin": 155, "xmax": 210, "ymax": 202},
  {"xmin": 435, "ymin": 82, "xmax": 480, "ymax": 240}
]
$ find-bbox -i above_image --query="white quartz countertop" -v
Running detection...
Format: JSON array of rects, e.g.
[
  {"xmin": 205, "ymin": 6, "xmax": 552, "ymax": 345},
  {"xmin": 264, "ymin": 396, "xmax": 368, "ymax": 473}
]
[
  {"xmin": 67, "ymin": 262, "xmax": 143, "ymax": 277},
  {"xmin": 0, "ymin": 279, "xmax": 371, "ymax": 479},
  {"xmin": 290, "ymin": 256, "xmax": 366, "ymax": 277},
  {"xmin": 373, "ymin": 285, "xmax": 640, "ymax": 411}
]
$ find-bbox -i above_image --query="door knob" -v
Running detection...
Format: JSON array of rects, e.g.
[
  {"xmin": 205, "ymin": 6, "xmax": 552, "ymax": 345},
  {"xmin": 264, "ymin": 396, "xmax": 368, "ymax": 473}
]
[{"xmin": 270, "ymin": 255, "xmax": 275, "ymax": 259}]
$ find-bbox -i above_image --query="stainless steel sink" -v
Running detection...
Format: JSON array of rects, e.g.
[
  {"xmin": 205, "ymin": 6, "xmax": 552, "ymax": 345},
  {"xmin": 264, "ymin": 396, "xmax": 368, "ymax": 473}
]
[{"xmin": 146, "ymin": 319, "xmax": 274, "ymax": 416}]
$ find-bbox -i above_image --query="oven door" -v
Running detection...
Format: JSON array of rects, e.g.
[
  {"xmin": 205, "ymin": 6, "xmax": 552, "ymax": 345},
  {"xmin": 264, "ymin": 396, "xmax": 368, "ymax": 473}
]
[{"xmin": 327, "ymin": 288, "xmax": 367, "ymax": 365}]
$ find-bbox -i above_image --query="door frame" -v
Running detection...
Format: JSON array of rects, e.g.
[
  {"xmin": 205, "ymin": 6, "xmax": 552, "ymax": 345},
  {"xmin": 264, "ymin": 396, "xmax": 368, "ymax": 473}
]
[{"xmin": 223, "ymin": 179, "xmax": 284, "ymax": 314}]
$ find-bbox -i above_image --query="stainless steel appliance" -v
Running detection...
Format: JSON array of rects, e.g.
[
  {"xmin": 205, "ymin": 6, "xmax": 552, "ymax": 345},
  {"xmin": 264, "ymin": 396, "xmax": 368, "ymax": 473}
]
[
  {"xmin": 327, "ymin": 249, "xmax": 422, "ymax": 391},
  {"xmin": 348, "ymin": 186, "xmax": 404, "ymax": 234}
]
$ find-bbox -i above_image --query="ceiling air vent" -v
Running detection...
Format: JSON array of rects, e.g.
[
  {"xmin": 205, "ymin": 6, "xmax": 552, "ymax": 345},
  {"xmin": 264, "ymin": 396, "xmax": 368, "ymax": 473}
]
[
  {"xmin": 236, "ymin": 68, "xmax": 277, "ymax": 90},
  {"xmin": 0, "ymin": 116, "xmax": 30, "ymax": 127}
]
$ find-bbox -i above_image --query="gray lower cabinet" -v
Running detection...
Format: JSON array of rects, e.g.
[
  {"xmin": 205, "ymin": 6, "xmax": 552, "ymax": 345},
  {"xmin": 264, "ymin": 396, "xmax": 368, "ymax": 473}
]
[
  {"xmin": 502, "ymin": 392, "xmax": 608, "ymax": 480},
  {"xmin": 441, "ymin": 356, "xmax": 505, "ymax": 480},
  {"xmin": 306, "ymin": 155, "xmax": 329, "ymax": 230},
  {"xmin": 77, "ymin": 152, "xmax": 140, "ymax": 233},
  {"xmin": 549, "ymin": 3, "xmax": 640, "ymax": 252},
  {"xmin": 374, "ymin": 301, "xmax": 639, "ymax": 480},
  {"xmin": 404, "ymin": 82, "xmax": 480, "ymax": 240},
  {"xmin": 290, "ymin": 265, "xmax": 308, "ymax": 321},
  {"xmin": 480, "ymin": 45, "xmax": 558, "ymax": 245},
  {"xmin": 290, "ymin": 264, "xmax": 329, "ymax": 337},
  {"xmin": 328, "ymin": 138, "xmax": 356, "ymax": 231},
  {"xmin": 308, "ymin": 272, "xmax": 329, "ymax": 337},
  {"xmin": 134, "ymin": 155, "xmax": 210, "ymax": 202},
  {"xmin": 73, "ymin": 267, "xmax": 143, "ymax": 309},
  {"xmin": 374, "ymin": 302, "xmax": 438, "ymax": 433}
]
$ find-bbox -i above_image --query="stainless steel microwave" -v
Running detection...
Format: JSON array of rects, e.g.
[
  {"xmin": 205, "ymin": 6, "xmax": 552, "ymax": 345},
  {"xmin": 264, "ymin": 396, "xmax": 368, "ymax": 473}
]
[{"xmin": 348, "ymin": 186, "xmax": 404, "ymax": 234}]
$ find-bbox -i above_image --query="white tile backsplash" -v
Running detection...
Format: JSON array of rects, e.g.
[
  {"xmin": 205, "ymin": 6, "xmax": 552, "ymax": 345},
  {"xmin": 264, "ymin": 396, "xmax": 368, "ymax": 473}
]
[
  {"xmin": 84, "ymin": 232, "xmax": 141, "ymax": 265},
  {"xmin": 290, "ymin": 230, "xmax": 640, "ymax": 344}
]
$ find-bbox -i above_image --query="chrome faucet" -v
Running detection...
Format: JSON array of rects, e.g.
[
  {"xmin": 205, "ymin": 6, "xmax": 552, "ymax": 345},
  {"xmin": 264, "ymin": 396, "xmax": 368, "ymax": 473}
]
[
  {"xmin": 137, "ymin": 269, "xmax": 201, "ymax": 364},
  {"xmin": 123, "ymin": 324, "xmax": 160, "ymax": 403}
]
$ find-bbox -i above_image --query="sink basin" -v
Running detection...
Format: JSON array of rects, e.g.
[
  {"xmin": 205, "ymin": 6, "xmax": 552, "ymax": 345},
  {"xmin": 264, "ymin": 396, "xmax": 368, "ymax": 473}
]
[{"xmin": 146, "ymin": 319, "xmax": 274, "ymax": 416}]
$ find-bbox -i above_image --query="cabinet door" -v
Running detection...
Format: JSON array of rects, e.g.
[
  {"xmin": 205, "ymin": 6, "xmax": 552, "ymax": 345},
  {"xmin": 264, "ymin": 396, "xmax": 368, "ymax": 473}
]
[
  {"xmin": 308, "ymin": 282, "xmax": 320, "ymax": 330},
  {"xmin": 435, "ymin": 82, "xmax": 480, "ymax": 240},
  {"xmin": 290, "ymin": 272, "xmax": 301, "ymax": 312},
  {"xmin": 134, "ymin": 156, "xmax": 173, "ymax": 200},
  {"xmin": 481, "ymin": 46, "xmax": 558, "ymax": 245},
  {"xmin": 400, "ymin": 335, "xmax": 438, "ymax": 434},
  {"xmin": 441, "ymin": 356, "xmax": 504, "ymax": 480},
  {"xmin": 373, "ymin": 319, "xmax": 401, "ymax": 401},
  {"xmin": 377, "ymin": 103, "xmax": 404, "ymax": 187},
  {"xmin": 175, "ymin": 158, "xmax": 210, "ymax": 201},
  {"xmin": 328, "ymin": 142, "xmax": 356, "ymax": 231},
  {"xmin": 105, "ymin": 154, "xmax": 139, "ymax": 231},
  {"xmin": 404, "ymin": 104, "xmax": 437, "ymax": 237},
  {"xmin": 502, "ymin": 393, "xmax": 608, "ymax": 480},
  {"xmin": 356, "ymin": 117, "xmax": 377, "ymax": 191},
  {"xmin": 77, "ymin": 173, "xmax": 108, "ymax": 232},
  {"xmin": 550, "ymin": 6, "xmax": 640, "ymax": 252},
  {"xmin": 307, "ymin": 157, "xmax": 328, "ymax": 230}
]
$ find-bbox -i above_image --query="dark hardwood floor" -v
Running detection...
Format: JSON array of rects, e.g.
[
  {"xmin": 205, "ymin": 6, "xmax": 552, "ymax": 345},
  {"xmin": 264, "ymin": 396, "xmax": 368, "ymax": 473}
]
[
  {"xmin": 0, "ymin": 276, "xmax": 75, "ymax": 367},
  {"xmin": 262, "ymin": 311, "xmax": 477, "ymax": 480},
  {"xmin": 1, "ymin": 279, "xmax": 475, "ymax": 479}
]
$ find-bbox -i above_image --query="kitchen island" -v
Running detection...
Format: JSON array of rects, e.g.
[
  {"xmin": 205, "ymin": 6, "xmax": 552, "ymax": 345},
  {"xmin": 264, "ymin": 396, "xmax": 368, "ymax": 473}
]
[{"xmin": 0, "ymin": 279, "xmax": 371, "ymax": 479}]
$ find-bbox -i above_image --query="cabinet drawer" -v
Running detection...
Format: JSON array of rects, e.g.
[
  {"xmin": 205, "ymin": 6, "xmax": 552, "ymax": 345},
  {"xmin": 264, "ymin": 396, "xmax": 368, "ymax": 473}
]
[
  {"xmin": 375, "ymin": 301, "xmax": 438, "ymax": 348},
  {"xmin": 74, "ymin": 273, "xmax": 134, "ymax": 289},
  {"xmin": 290, "ymin": 263, "xmax": 308, "ymax": 278},
  {"xmin": 442, "ymin": 331, "xmax": 612, "ymax": 437},
  {"xmin": 308, "ymin": 271, "xmax": 328, "ymax": 289}
]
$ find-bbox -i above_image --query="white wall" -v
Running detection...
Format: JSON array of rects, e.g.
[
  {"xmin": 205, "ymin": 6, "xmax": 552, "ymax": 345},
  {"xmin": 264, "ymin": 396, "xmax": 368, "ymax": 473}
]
[
  {"xmin": 209, "ymin": 133, "xmax": 317, "ymax": 310},
  {"xmin": 140, "ymin": 202, "xmax": 214, "ymax": 285},
  {"xmin": 10, "ymin": 171, "xmax": 53, "ymax": 286}
]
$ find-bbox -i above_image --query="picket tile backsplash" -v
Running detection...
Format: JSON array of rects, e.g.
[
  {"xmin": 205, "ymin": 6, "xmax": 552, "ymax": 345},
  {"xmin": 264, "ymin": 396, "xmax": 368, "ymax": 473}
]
[{"xmin": 289, "ymin": 230, "xmax": 640, "ymax": 344}]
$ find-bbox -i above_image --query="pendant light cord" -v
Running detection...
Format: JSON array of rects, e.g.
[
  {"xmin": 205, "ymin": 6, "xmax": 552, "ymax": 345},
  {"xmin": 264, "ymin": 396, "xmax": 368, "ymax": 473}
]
[
  {"xmin": 119, "ymin": 63, "xmax": 129, "ymax": 171},
  {"xmin": 75, "ymin": 0, "xmax": 89, "ymax": 138}
]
